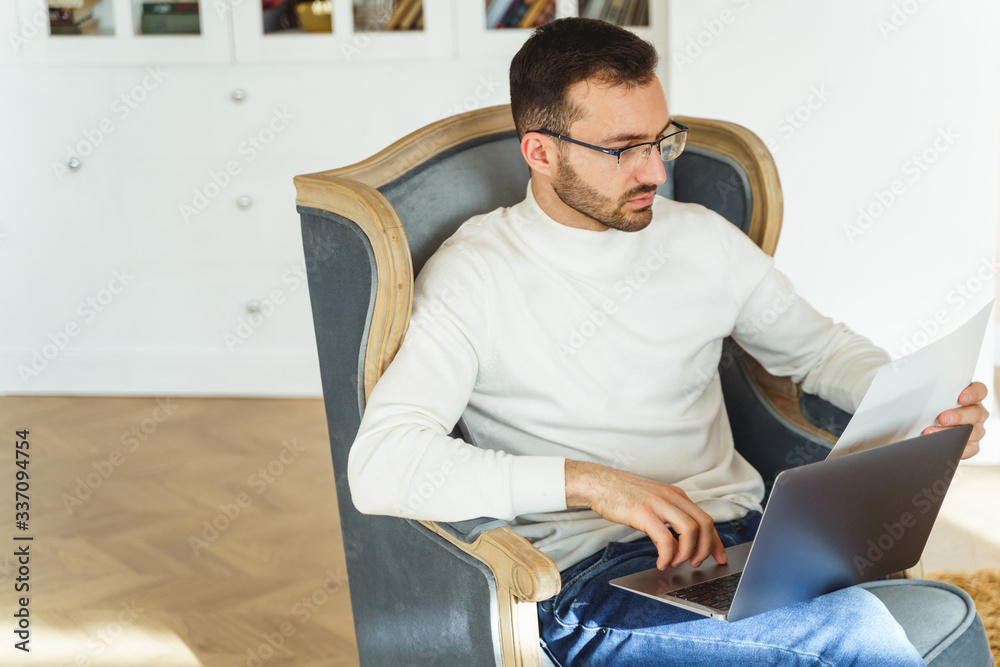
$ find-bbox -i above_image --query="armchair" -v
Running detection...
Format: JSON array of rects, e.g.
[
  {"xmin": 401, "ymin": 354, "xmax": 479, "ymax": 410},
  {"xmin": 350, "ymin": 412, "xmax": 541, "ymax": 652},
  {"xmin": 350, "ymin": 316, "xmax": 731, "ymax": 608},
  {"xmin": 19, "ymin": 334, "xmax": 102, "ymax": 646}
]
[{"xmin": 294, "ymin": 106, "xmax": 992, "ymax": 667}]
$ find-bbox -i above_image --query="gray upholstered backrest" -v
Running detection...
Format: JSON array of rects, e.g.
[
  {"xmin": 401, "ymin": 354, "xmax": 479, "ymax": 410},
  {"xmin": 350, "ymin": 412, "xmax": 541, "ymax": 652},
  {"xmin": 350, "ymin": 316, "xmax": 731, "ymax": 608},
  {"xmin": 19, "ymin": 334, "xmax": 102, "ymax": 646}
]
[
  {"xmin": 380, "ymin": 133, "xmax": 527, "ymax": 275},
  {"xmin": 673, "ymin": 147, "xmax": 752, "ymax": 235}
]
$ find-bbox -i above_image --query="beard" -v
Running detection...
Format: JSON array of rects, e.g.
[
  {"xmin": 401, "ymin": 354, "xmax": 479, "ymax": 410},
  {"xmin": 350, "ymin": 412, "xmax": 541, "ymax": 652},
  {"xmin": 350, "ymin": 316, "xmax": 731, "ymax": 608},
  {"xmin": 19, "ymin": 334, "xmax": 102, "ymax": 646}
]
[{"xmin": 552, "ymin": 159, "xmax": 658, "ymax": 233}]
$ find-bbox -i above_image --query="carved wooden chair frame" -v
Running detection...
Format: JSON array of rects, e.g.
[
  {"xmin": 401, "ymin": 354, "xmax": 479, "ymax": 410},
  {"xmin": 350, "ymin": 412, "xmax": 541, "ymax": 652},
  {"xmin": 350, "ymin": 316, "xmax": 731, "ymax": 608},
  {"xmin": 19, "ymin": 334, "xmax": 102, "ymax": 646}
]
[{"xmin": 293, "ymin": 105, "xmax": 851, "ymax": 666}]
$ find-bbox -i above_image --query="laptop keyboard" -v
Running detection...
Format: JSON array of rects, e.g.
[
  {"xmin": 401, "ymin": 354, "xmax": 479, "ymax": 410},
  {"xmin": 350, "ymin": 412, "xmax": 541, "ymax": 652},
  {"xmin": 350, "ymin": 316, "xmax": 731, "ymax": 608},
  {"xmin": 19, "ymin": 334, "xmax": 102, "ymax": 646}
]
[{"xmin": 665, "ymin": 572, "xmax": 742, "ymax": 611}]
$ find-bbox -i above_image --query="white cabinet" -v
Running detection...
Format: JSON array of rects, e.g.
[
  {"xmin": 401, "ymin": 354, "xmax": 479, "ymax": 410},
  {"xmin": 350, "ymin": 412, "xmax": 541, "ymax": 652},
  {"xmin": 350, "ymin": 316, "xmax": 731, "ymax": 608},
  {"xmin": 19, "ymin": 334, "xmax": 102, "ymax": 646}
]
[{"xmin": 1, "ymin": 1, "xmax": 667, "ymax": 395}]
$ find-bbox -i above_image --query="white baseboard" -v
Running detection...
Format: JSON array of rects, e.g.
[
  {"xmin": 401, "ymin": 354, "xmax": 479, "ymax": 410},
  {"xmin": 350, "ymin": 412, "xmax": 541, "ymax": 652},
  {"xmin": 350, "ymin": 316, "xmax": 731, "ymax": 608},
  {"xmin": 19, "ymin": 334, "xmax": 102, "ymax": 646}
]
[{"xmin": 0, "ymin": 349, "xmax": 323, "ymax": 397}]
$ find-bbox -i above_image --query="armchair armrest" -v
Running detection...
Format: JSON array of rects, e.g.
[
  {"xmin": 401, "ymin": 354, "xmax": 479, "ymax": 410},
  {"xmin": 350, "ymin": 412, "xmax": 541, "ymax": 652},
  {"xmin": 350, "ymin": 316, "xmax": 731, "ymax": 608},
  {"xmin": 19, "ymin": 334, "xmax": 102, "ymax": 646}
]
[
  {"xmin": 421, "ymin": 520, "xmax": 561, "ymax": 667},
  {"xmin": 799, "ymin": 392, "xmax": 853, "ymax": 438},
  {"xmin": 739, "ymin": 347, "xmax": 841, "ymax": 446},
  {"xmin": 438, "ymin": 516, "xmax": 513, "ymax": 543}
]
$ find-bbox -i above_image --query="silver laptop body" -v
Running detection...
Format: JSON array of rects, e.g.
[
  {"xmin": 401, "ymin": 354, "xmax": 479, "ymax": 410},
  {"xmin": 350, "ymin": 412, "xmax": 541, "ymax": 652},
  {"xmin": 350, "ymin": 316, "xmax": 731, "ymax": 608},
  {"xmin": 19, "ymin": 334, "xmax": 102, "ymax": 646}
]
[{"xmin": 609, "ymin": 424, "xmax": 971, "ymax": 621}]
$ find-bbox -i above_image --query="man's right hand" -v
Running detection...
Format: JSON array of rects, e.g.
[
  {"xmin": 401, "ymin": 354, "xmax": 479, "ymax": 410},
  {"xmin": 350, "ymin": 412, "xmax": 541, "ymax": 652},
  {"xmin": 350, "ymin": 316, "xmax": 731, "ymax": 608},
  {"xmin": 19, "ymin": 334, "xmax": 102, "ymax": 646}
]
[{"xmin": 564, "ymin": 459, "xmax": 728, "ymax": 570}]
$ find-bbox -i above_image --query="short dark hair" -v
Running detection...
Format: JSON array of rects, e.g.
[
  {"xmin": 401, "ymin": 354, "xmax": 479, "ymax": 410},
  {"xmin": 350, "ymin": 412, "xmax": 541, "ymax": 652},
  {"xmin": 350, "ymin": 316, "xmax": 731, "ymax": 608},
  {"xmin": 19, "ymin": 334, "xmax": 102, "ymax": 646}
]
[{"xmin": 509, "ymin": 18, "xmax": 659, "ymax": 140}]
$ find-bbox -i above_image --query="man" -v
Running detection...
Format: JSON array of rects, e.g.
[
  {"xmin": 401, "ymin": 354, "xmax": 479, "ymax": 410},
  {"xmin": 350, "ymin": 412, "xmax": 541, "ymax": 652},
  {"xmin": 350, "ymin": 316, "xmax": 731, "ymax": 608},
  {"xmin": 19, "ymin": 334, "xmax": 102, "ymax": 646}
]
[{"xmin": 348, "ymin": 18, "xmax": 989, "ymax": 665}]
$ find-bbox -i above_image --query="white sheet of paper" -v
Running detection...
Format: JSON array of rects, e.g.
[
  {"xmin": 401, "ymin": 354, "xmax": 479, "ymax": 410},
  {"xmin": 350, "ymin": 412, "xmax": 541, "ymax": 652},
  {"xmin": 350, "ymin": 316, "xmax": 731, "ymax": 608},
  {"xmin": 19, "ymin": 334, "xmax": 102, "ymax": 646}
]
[{"xmin": 825, "ymin": 300, "xmax": 993, "ymax": 460}]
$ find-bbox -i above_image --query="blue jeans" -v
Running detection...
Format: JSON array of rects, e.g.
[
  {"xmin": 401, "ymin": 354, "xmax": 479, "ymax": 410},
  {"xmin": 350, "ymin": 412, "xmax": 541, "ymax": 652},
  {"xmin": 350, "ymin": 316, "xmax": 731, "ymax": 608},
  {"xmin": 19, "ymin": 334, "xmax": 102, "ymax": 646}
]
[{"xmin": 538, "ymin": 511, "xmax": 926, "ymax": 666}]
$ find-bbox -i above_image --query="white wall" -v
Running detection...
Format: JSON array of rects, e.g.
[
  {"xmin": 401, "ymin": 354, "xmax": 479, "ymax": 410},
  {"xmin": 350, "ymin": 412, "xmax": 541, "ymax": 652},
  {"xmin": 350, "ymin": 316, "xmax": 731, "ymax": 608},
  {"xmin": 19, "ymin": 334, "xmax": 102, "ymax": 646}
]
[{"xmin": 666, "ymin": 1, "xmax": 1000, "ymax": 462}]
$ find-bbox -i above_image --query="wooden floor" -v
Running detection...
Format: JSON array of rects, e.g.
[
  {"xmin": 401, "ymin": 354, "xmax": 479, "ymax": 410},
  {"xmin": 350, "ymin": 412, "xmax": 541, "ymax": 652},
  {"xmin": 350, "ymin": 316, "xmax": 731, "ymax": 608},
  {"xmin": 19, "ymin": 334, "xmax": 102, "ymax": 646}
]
[
  {"xmin": 0, "ymin": 394, "xmax": 997, "ymax": 666},
  {"xmin": 921, "ymin": 368, "xmax": 1000, "ymax": 572},
  {"xmin": 924, "ymin": 465, "xmax": 1000, "ymax": 574},
  {"xmin": 0, "ymin": 395, "xmax": 358, "ymax": 667}
]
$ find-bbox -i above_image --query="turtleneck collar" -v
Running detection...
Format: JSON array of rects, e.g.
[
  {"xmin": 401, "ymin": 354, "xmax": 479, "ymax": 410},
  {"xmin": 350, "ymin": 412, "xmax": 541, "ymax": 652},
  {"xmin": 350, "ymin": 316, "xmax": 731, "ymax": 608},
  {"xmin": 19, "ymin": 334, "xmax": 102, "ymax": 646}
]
[{"xmin": 507, "ymin": 180, "xmax": 641, "ymax": 275}]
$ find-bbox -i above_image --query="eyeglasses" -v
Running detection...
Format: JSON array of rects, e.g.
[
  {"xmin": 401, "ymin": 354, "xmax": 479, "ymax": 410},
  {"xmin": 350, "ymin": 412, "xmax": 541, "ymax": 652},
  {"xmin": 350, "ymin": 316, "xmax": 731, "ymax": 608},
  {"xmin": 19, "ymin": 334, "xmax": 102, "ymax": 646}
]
[{"xmin": 526, "ymin": 120, "xmax": 689, "ymax": 173}]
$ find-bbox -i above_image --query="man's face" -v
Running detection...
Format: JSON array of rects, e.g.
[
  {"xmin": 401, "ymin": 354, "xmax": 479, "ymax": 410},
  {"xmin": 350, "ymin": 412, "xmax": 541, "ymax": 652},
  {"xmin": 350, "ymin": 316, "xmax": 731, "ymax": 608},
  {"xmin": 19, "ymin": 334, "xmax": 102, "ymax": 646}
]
[{"xmin": 551, "ymin": 77, "xmax": 670, "ymax": 232}]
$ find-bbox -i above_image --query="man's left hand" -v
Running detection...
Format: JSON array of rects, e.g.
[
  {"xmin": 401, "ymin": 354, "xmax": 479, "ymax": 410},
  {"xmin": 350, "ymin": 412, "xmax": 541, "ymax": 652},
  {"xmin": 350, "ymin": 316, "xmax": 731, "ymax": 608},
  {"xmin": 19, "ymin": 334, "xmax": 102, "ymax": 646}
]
[{"xmin": 922, "ymin": 381, "xmax": 989, "ymax": 459}]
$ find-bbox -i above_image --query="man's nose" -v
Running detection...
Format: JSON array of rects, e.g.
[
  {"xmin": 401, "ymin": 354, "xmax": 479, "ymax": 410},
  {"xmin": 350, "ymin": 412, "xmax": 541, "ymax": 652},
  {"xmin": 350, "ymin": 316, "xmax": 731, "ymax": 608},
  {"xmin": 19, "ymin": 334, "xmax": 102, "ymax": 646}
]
[{"xmin": 636, "ymin": 151, "xmax": 668, "ymax": 185}]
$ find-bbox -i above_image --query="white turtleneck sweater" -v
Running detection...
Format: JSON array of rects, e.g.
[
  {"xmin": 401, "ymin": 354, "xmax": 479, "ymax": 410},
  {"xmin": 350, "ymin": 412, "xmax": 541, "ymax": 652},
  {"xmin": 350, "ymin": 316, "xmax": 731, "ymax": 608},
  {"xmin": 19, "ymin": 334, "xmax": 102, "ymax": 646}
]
[{"xmin": 348, "ymin": 183, "xmax": 889, "ymax": 571}]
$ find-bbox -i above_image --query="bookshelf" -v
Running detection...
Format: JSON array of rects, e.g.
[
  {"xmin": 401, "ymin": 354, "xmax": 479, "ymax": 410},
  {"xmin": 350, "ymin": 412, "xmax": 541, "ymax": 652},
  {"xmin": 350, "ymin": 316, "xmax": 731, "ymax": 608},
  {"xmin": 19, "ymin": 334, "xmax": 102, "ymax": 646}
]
[
  {"xmin": 458, "ymin": 0, "xmax": 665, "ymax": 59},
  {"xmin": 13, "ymin": 0, "xmax": 665, "ymax": 65},
  {"xmin": 48, "ymin": 0, "xmax": 115, "ymax": 36},
  {"xmin": 14, "ymin": 0, "xmax": 454, "ymax": 64},
  {"xmin": 231, "ymin": 0, "xmax": 454, "ymax": 63},
  {"xmin": 17, "ymin": 0, "xmax": 230, "ymax": 64}
]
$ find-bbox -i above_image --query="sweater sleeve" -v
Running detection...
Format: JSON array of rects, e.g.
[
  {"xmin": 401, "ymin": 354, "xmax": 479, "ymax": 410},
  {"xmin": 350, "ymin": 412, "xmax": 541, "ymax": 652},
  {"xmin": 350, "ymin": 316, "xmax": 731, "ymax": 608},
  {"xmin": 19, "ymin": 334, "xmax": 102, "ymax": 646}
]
[
  {"xmin": 712, "ymin": 218, "xmax": 890, "ymax": 413},
  {"xmin": 347, "ymin": 236, "xmax": 567, "ymax": 521}
]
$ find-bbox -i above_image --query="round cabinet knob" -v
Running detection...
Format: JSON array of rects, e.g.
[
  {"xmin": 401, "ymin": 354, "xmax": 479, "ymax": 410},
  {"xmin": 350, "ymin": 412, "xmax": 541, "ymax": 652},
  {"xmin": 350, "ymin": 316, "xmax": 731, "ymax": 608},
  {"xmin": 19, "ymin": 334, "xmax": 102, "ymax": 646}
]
[
  {"xmin": 231, "ymin": 89, "xmax": 247, "ymax": 103},
  {"xmin": 237, "ymin": 196, "xmax": 252, "ymax": 209},
  {"xmin": 67, "ymin": 157, "xmax": 82, "ymax": 171},
  {"xmin": 247, "ymin": 300, "xmax": 261, "ymax": 313}
]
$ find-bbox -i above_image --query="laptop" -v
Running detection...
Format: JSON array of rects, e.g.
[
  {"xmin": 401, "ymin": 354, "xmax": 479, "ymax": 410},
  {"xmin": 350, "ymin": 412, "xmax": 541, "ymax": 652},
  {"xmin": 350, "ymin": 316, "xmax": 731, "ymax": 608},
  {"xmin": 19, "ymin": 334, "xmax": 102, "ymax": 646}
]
[{"xmin": 609, "ymin": 424, "xmax": 971, "ymax": 622}]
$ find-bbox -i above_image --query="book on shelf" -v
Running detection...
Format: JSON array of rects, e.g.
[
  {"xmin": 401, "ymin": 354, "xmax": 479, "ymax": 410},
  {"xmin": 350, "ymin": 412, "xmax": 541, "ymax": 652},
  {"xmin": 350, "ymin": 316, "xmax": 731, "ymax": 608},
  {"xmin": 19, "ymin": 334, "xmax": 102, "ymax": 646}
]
[
  {"xmin": 385, "ymin": 0, "xmax": 422, "ymax": 31},
  {"xmin": 615, "ymin": 0, "xmax": 646, "ymax": 25},
  {"xmin": 601, "ymin": 0, "xmax": 623, "ymax": 23},
  {"xmin": 398, "ymin": 0, "xmax": 422, "ymax": 30},
  {"xmin": 532, "ymin": 1, "xmax": 555, "ymax": 27},
  {"xmin": 49, "ymin": 6, "xmax": 93, "ymax": 25},
  {"xmin": 143, "ymin": 2, "xmax": 200, "ymax": 14},
  {"xmin": 579, "ymin": 0, "xmax": 604, "ymax": 20},
  {"xmin": 354, "ymin": 1, "xmax": 390, "ymax": 30},
  {"xmin": 47, "ymin": 0, "xmax": 101, "ymax": 8},
  {"xmin": 579, "ymin": 0, "xmax": 647, "ymax": 26},
  {"xmin": 627, "ymin": 0, "xmax": 648, "ymax": 26},
  {"xmin": 485, "ymin": 0, "xmax": 512, "ymax": 28},
  {"xmin": 518, "ymin": 0, "xmax": 549, "ymax": 28},
  {"xmin": 140, "ymin": 11, "xmax": 200, "ymax": 33},
  {"xmin": 50, "ymin": 16, "xmax": 99, "ymax": 34},
  {"xmin": 296, "ymin": 0, "xmax": 332, "ymax": 33},
  {"xmin": 486, "ymin": 0, "xmax": 551, "ymax": 29},
  {"xmin": 503, "ymin": 0, "xmax": 530, "ymax": 28}
]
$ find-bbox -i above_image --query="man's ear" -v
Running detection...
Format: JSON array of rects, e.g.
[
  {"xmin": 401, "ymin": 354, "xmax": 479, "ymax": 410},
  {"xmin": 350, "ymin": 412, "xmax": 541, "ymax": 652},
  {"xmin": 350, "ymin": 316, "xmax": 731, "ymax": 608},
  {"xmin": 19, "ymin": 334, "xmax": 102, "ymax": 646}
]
[{"xmin": 520, "ymin": 132, "xmax": 558, "ymax": 178}]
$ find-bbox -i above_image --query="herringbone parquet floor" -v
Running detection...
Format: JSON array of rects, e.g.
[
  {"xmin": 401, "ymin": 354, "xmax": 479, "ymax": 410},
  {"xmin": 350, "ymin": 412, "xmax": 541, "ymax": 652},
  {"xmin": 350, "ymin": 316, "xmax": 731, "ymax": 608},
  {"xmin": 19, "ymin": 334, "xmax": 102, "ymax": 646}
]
[
  {"xmin": 0, "ymin": 395, "xmax": 358, "ymax": 667},
  {"xmin": 1, "ymin": 394, "xmax": 997, "ymax": 666}
]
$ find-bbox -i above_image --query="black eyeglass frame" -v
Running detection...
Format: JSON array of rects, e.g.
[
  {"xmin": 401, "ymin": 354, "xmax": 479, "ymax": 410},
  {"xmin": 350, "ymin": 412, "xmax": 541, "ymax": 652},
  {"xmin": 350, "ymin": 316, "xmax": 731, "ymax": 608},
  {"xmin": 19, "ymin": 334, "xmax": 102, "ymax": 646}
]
[{"xmin": 525, "ymin": 120, "xmax": 690, "ymax": 168}]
